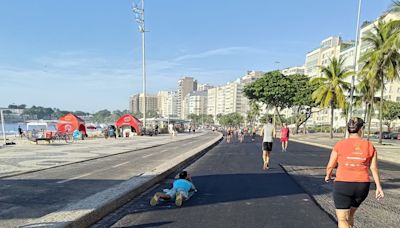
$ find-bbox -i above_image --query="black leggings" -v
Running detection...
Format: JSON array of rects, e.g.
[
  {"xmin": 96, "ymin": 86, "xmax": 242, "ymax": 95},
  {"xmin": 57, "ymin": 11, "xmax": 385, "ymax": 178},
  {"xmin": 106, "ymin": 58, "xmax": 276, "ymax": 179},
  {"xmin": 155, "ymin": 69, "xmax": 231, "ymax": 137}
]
[{"xmin": 333, "ymin": 181, "xmax": 370, "ymax": 209}]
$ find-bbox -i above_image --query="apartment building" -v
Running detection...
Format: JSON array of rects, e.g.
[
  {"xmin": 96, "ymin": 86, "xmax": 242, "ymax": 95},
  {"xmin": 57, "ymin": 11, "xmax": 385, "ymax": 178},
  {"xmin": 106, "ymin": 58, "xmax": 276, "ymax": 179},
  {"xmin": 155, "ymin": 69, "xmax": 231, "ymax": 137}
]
[
  {"xmin": 177, "ymin": 77, "xmax": 197, "ymax": 118},
  {"xmin": 129, "ymin": 93, "xmax": 158, "ymax": 114}
]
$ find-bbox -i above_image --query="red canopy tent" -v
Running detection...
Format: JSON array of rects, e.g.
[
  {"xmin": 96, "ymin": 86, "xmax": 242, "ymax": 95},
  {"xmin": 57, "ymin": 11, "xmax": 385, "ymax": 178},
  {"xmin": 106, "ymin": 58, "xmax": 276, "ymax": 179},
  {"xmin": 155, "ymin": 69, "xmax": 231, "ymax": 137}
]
[
  {"xmin": 115, "ymin": 114, "xmax": 141, "ymax": 135},
  {"xmin": 57, "ymin": 113, "xmax": 87, "ymax": 135}
]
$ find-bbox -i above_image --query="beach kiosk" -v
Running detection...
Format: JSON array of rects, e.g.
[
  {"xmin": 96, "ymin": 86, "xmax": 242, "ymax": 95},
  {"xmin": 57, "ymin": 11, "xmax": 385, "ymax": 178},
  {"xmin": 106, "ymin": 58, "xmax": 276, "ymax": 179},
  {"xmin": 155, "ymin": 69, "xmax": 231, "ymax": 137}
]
[
  {"xmin": 57, "ymin": 113, "xmax": 87, "ymax": 135},
  {"xmin": 115, "ymin": 114, "xmax": 141, "ymax": 137}
]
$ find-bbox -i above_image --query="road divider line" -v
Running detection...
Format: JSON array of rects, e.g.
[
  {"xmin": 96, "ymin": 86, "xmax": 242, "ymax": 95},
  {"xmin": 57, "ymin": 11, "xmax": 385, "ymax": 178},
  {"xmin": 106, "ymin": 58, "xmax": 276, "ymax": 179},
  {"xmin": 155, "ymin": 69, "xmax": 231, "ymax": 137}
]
[
  {"xmin": 112, "ymin": 161, "xmax": 130, "ymax": 168},
  {"xmin": 56, "ymin": 172, "xmax": 95, "ymax": 184}
]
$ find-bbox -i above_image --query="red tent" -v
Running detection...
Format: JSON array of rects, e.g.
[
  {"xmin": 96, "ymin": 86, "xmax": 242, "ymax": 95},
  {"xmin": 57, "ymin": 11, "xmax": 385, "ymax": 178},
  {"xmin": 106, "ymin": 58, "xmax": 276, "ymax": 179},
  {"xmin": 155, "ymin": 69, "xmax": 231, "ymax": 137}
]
[
  {"xmin": 57, "ymin": 113, "xmax": 87, "ymax": 134},
  {"xmin": 115, "ymin": 114, "xmax": 141, "ymax": 134}
]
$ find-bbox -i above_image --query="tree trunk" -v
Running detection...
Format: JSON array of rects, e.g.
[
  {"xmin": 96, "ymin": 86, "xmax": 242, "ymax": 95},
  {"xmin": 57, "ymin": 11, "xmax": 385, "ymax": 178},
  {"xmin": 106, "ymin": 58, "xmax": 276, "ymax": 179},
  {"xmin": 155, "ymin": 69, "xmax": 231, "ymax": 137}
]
[
  {"xmin": 367, "ymin": 98, "xmax": 373, "ymax": 140},
  {"xmin": 363, "ymin": 101, "xmax": 368, "ymax": 121},
  {"xmin": 379, "ymin": 77, "xmax": 384, "ymax": 144},
  {"xmin": 330, "ymin": 100, "xmax": 334, "ymax": 139},
  {"xmin": 275, "ymin": 107, "xmax": 283, "ymax": 127}
]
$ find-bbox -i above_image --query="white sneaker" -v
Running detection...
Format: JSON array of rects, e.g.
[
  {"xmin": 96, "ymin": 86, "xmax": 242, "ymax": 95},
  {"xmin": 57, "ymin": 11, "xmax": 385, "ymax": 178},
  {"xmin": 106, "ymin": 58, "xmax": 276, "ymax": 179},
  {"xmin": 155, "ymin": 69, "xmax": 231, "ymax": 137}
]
[
  {"xmin": 175, "ymin": 192, "xmax": 183, "ymax": 207},
  {"xmin": 150, "ymin": 192, "xmax": 161, "ymax": 206}
]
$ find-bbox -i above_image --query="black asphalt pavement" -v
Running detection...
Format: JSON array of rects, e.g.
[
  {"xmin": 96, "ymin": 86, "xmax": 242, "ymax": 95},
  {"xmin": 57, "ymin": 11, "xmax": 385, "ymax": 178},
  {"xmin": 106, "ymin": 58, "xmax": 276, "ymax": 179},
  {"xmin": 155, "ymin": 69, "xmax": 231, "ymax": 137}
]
[
  {"xmin": 0, "ymin": 133, "xmax": 218, "ymax": 228},
  {"xmin": 94, "ymin": 135, "xmax": 337, "ymax": 228}
]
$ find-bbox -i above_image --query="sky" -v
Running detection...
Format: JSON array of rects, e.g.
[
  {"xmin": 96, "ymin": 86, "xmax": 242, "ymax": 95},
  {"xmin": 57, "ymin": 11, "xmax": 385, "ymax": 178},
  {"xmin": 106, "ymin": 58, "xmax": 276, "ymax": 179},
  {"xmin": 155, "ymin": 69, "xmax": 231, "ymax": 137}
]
[{"xmin": 0, "ymin": 0, "xmax": 395, "ymax": 112}]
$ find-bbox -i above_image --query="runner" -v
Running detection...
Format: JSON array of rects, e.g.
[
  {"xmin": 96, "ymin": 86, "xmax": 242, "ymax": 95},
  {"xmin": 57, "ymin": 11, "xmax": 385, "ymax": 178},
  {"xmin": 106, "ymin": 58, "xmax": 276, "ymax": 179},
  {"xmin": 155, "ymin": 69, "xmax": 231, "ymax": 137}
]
[
  {"xmin": 325, "ymin": 117, "xmax": 384, "ymax": 228},
  {"xmin": 150, "ymin": 171, "xmax": 197, "ymax": 207},
  {"xmin": 251, "ymin": 126, "xmax": 257, "ymax": 142},
  {"xmin": 260, "ymin": 118, "xmax": 276, "ymax": 170},
  {"xmin": 226, "ymin": 128, "xmax": 232, "ymax": 144},
  {"xmin": 239, "ymin": 128, "xmax": 244, "ymax": 143},
  {"xmin": 280, "ymin": 123, "xmax": 290, "ymax": 152}
]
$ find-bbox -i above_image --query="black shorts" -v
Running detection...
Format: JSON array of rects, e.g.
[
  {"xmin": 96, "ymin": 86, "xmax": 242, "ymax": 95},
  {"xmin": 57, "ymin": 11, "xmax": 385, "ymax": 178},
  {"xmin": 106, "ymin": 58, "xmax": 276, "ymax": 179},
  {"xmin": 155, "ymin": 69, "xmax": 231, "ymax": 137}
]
[
  {"xmin": 263, "ymin": 142, "xmax": 273, "ymax": 151},
  {"xmin": 333, "ymin": 181, "xmax": 370, "ymax": 209}
]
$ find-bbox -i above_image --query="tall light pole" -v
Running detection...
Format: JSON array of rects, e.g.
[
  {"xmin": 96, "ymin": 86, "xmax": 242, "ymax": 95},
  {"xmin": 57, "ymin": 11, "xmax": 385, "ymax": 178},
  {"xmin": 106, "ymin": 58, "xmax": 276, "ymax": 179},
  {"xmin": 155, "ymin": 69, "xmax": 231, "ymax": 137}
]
[
  {"xmin": 133, "ymin": 0, "xmax": 147, "ymax": 132},
  {"xmin": 1, "ymin": 110, "xmax": 6, "ymax": 147},
  {"xmin": 348, "ymin": 0, "xmax": 362, "ymax": 124}
]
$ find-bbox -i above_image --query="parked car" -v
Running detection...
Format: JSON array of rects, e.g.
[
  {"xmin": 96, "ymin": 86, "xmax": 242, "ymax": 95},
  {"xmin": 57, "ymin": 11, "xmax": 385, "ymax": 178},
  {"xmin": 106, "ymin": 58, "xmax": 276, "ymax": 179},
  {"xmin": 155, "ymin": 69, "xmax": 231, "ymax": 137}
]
[
  {"xmin": 389, "ymin": 132, "xmax": 400, "ymax": 140},
  {"xmin": 382, "ymin": 132, "xmax": 391, "ymax": 139}
]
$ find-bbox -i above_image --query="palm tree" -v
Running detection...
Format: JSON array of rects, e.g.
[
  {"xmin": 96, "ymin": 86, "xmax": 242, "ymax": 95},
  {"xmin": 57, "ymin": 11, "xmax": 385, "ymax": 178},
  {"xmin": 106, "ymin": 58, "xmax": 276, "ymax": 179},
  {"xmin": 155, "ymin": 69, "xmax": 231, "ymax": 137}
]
[
  {"xmin": 311, "ymin": 57, "xmax": 352, "ymax": 138},
  {"xmin": 355, "ymin": 76, "xmax": 380, "ymax": 139},
  {"xmin": 359, "ymin": 20, "xmax": 400, "ymax": 143}
]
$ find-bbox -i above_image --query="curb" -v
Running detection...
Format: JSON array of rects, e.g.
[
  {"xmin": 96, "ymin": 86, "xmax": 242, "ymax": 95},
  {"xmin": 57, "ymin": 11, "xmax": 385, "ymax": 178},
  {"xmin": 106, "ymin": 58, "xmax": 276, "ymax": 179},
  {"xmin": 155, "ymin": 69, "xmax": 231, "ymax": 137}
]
[
  {"xmin": 0, "ymin": 133, "xmax": 207, "ymax": 179},
  {"xmin": 21, "ymin": 132, "xmax": 223, "ymax": 228}
]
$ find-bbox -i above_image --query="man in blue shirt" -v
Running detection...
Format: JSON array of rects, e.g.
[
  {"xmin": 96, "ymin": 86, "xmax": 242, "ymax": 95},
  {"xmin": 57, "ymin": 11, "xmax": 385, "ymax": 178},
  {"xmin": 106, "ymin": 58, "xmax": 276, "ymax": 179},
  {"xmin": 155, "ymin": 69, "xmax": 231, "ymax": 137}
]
[{"xmin": 150, "ymin": 171, "xmax": 197, "ymax": 207}]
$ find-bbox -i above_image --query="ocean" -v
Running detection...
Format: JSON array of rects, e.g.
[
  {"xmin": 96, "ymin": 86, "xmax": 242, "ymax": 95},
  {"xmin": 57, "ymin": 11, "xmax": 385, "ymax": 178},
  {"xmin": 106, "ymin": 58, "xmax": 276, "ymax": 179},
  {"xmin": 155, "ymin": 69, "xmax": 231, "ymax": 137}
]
[{"xmin": 0, "ymin": 122, "xmax": 27, "ymax": 135}]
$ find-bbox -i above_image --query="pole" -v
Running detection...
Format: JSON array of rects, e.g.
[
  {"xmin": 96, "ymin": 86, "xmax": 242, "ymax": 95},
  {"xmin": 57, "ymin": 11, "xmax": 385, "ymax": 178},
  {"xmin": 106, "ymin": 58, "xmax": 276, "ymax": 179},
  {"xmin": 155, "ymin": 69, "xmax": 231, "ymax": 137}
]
[
  {"xmin": 347, "ymin": 0, "xmax": 362, "ymax": 126},
  {"xmin": 1, "ymin": 110, "xmax": 6, "ymax": 146},
  {"xmin": 141, "ymin": 0, "xmax": 147, "ymax": 132}
]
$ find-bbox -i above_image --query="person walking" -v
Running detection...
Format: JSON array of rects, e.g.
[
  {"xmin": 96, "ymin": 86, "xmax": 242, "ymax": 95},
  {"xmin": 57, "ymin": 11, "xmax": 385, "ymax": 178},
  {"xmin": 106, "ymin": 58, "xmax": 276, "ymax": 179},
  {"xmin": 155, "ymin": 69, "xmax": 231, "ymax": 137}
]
[
  {"xmin": 280, "ymin": 123, "xmax": 290, "ymax": 152},
  {"xmin": 18, "ymin": 125, "xmax": 24, "ymax": 138},
  {"xmin": 260, "ymin": 117, "xmax": 276, "ymax": 170},
  {"xmin": 325, "ymin": 117, "xmax": 384, "ymax": 228}
]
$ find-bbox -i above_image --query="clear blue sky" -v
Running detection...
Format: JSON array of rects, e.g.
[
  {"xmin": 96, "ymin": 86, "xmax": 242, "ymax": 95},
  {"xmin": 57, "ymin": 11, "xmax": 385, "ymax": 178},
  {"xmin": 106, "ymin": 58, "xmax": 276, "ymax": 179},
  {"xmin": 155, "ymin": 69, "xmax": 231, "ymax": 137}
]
[{"xmin": 0, "ymin": 0, "xmax": 394, "ymax": 112}]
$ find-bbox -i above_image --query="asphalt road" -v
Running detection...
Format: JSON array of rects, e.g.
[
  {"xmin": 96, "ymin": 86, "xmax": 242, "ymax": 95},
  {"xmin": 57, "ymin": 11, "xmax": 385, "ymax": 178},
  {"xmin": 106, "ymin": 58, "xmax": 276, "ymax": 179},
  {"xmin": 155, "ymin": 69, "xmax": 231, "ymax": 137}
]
[
  {"xmin": 93, "ymin": 135, "xmax": 337, "ymax": 228},
  {"xmin": 0, "ymin": 133, "xmax": 218, "ymax": 228}
]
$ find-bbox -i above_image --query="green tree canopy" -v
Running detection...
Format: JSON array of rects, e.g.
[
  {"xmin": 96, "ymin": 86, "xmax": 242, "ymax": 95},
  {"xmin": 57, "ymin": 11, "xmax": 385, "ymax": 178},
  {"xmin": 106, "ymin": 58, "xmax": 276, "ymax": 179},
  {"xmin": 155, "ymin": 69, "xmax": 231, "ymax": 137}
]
[{"xmin": 383, "ymin": 101, "xmax": 400, "ymax": 131}]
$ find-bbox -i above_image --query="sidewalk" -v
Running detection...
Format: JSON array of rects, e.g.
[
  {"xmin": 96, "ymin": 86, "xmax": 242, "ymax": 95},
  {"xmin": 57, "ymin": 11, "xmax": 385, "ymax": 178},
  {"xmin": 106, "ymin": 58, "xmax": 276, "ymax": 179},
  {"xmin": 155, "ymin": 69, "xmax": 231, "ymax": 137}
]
[
  {"xmin": 290, "ymin": 133, "xmax": 400, "ymax": 164},
  {"xmin": 283, "ymin": 133, "xmax": 400, "ymax": 228},
  {"xmin": 0, "ymin": 132, "xmax": 206, "ymax": 178}
]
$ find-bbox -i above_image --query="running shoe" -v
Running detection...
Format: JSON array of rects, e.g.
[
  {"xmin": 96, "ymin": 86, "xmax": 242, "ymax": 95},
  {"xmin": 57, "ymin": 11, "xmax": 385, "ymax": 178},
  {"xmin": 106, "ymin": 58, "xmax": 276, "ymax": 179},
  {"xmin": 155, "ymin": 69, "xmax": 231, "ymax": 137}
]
[
  {"xmin": 175, "ymin": 192, "xmax": 183, "ymax": 207},
  {"xmin": 150, "ymin": 192, "xmax": 161, "ymax": 206}
]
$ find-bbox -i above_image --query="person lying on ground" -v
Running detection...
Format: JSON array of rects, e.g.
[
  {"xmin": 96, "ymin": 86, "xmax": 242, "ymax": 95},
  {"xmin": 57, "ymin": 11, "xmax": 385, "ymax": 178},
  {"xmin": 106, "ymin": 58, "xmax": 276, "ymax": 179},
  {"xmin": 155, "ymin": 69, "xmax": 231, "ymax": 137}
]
[{"xmin": 150, "ymin": 171, "xmax": 197, "ymax": 207}]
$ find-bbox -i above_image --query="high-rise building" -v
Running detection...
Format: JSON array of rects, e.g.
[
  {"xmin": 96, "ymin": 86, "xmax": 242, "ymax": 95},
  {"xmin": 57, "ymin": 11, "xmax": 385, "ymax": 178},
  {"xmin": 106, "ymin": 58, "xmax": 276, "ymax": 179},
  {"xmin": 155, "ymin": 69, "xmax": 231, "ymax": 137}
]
[
  {"xmin": 182, "ymin": 90, "xmax": 208, "ymax": 118},
  {"xmin": 197, "ymin": 83, "xmax": 214, "ymax": 91},
  {"xmin": 280, "ymin": 66, "xmax": 305, "ymax": 76},
  {"xmin": 177, "ymin": 77, "xmax": 197, "ymax": 118},
  {"xmin": 304, "ymin": 36, "xmax": 354, "ymax": 79},
  {"xmin": 129, "ymin": 93, "xmax": 158, "ymax": 114},
  {"xmin": 356, "ymin": 12, "xmax": 400, "ymax": 103},
  {"xmin": 129, "ymin": 94, "xmax": 140, "ymax": 114},
  {"xmin": 207, "ymin": 71, "xmax": 264, "ymax": 120}
]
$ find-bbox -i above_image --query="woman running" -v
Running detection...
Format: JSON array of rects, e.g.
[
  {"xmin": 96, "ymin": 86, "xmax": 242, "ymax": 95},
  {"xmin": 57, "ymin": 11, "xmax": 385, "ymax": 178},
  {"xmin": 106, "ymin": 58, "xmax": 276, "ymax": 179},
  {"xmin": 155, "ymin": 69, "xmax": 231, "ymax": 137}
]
[
  {"xmin": 325, "ymin": 117, "xmax": 384, "ymax": 228},
  {"xmin": 280, "ymin": 123, "xmax": 289, "ymax": 152}
]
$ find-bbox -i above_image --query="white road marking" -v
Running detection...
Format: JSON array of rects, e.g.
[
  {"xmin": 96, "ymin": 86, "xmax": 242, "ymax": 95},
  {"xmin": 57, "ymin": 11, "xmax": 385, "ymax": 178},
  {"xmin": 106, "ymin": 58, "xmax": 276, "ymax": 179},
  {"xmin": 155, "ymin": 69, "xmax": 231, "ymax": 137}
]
[
  {"xmin": 161, "ymin": 149, "xmax": 168, "ymax": 152},
  {"xmin": 112, "ymin": 161, "xmax": 130, "ymax": 168},
  {"xmin": 56, "ymin": 172, "xmax": 95, "ymax": 184},
  {"xmin": 142, "ymin": 154, "xmax": 153, "ymax": 158}
]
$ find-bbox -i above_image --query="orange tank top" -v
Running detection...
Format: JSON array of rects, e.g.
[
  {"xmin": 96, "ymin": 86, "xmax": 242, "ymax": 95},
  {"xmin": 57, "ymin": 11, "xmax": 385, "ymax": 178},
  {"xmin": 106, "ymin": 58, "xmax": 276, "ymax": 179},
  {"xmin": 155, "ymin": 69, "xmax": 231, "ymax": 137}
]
[{"xmin": 333, "ymin": 138, "xmax": 375, "ymax": 182}]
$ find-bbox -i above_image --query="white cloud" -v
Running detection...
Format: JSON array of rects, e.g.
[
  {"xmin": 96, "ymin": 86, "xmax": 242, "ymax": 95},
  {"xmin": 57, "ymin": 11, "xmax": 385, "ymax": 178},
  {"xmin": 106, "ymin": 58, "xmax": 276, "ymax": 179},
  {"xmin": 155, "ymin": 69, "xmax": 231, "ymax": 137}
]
[{"xmin": 173, "ymin": 46, "xmax": 260, "ymax": 62}]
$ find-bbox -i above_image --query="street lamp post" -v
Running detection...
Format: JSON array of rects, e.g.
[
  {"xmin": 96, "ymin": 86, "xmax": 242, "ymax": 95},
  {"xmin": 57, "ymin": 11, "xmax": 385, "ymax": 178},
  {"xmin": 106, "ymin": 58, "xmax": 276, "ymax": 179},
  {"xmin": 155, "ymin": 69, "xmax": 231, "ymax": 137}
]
[
  {"xmin": 1, "ymin": 110, "xmax": 6, "ymax": 147},
  {"xmin": 133, "ymin": 0, "xmax": 147, "ymax": 133},
  {"xmin": 347, "ymin": 0, "xmax": 362, "ymax": 126}
]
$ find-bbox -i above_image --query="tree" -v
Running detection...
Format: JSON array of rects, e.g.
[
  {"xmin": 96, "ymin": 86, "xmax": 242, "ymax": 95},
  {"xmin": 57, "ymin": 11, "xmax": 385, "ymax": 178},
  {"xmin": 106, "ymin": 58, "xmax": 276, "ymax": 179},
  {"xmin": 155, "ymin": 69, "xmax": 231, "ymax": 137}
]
[
  {"xmin": 216, "ymin": 113, "xmax": 244, "ymax": 128},
  {"xmin": 74, "ymin": 111, "xmax": 89, "ymax": 116},
  {"xmin": 246, "ymin": 101, "xmax": 261, "ymax": 127},
  {"xmin": 359, "ymin": 20, "xmax": 400, "ymax": 143},
  {"xmin": 311, "ymin": 57, "xmax": 352, "ymax": 138},
  {"xmin": 290, "ymin": 74, "xmax": 320, "ymax": 134},
  {"xmin": 383, "ymin": 101, "xmax": 400, "ymax": 131},
  {"xmin": 23, "ymin": 106, "xmax": 55, "ymax": 119},
  {"xmin": 243, "ymin": 71, "xmax": 297, "ymax": 125},
  {"xmin": 92, "ymin": 109, "xmax": 112, "ymax": 123},
  {"xmin": 355, "ymin": 77, "xmax": 381, "ymax": 138}
]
